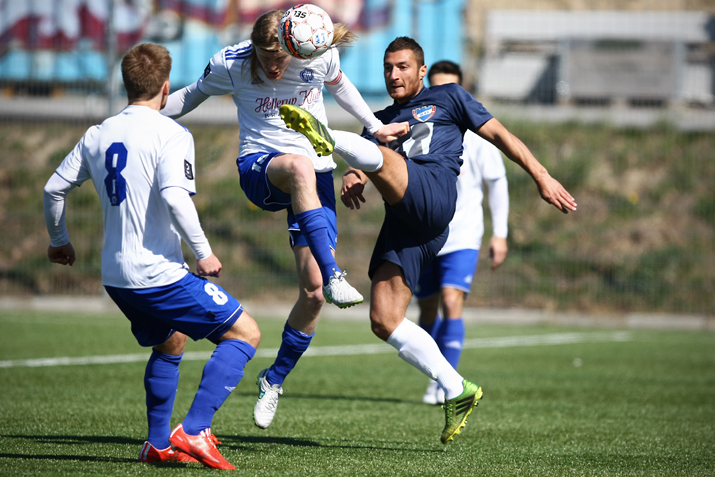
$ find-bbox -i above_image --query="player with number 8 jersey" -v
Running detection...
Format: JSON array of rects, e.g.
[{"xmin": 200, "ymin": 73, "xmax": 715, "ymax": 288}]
[{"xmin": 43, "ymin": 43, "xmax": 261, "ymax": 470}]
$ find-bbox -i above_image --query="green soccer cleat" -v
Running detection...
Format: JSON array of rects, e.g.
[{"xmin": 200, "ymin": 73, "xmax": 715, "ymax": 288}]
[
  {"xmin": 279, "ymin": 104, "xmax": 335, "ymax": 157},
  {"xmin": 440, "ymin": 379, "xmax": 483, "ymax": 444}
]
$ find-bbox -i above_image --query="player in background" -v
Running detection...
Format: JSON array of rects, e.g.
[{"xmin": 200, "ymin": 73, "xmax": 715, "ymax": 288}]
[
  {"xmin": 43, "ymin": 43, "xmax": 260, "ymax": 470},
  {"xmin": 416, "ymin": 60, "xmax": 510, "ymax": 405},
  {"xmin": 280, "ymin": 37, "xmax": 576, "ymax": 443},
  {"xmin": 160, "ymin": 9, "xmax": 403, "ymax": 430}
]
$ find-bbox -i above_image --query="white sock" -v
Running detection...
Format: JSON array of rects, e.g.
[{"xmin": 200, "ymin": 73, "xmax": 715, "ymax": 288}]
[
  {"xmin": 332, "ymin": 130, "xmax": 384, "ymax": 172},
  {"xmin": 386, "ymin": 318, "xmax": 464, "ymax": 399}
]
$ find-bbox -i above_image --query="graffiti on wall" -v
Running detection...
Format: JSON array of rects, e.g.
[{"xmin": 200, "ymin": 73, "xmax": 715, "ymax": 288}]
[{"xmin": 0, "ymin": 0, "xmax": 390, "ymax": 87}]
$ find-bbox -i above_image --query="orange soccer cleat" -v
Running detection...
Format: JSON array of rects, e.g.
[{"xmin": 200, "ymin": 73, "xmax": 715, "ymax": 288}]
[
  {"xmin": 138, "ymin": 441, "xmax": 199, "ymax": 463},
  {"xmin": 207, "ymin": 429, "xmax": 222, "ymax": 445},
  {"xmin": 169, "ymin": 423, "xmax": 235, "ymax": 470}
]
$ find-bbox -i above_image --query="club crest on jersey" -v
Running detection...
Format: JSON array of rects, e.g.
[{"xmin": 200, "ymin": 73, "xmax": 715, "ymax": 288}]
[
  {"xmin": 203, "ymin": 63, "xmax": 211, "ymax": 79},
  {"xmin": 184, "ymin": 160, "xmax": 194, "ymax": 180},
  {"xmin": 300, "ymin": 68, "xmax": 314, "ymax": 83},
  {"xmin": 412, "ymin": 105, "xmax": 436, "ymax": 122}
]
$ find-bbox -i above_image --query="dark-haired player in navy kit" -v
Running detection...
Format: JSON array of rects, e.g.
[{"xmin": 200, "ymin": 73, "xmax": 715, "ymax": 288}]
[{"xmin": 279, "ymin": 36, "xmax": 577, "ymax": 444}]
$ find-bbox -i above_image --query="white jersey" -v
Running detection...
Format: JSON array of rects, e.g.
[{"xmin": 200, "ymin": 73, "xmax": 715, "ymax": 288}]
[
  {"xmin": 439, "ymin": 131, "xmax": 507, "ymax": 256},
  {"xmin": 54, "ymin": 105, "xmax": 196, "ymax": 288},
  {"xmin": 197, "ymin": 40, "xmax": 340, "ymax": 172}
]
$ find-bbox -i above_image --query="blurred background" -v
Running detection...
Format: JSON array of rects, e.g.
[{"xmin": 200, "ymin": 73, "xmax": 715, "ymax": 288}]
[{"xmin": 1, "ymin": 0, "xmax": 713, "ymax": 317}]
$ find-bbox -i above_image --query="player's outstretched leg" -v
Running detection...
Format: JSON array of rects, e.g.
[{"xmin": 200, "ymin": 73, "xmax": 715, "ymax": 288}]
[
  {"xmin": 324, "ymin": 269, "xmax": 363, "ymax": 308},
  {"xmin": 253, "ymin": 368, "xmax": 284, "ymax": 429},
  {"xmin": 280, "ymin": 104, "xmax": 384, "ymax": 173},
  {"xmin": 385, "ymin": 316, "xmax": 482, "ymax": 443},
  {"xmin": 280, "ymin": 104, "xmax": 334, "ymax": 156},
  {"xmin": 441, "ymin": 379, "xmax": 483, "ymax": 444}
]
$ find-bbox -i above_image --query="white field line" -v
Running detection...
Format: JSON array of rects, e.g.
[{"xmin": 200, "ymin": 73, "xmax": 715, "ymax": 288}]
[{"xmin": 0, "ymin": 331, "xmax": 631, "ymax": 369}]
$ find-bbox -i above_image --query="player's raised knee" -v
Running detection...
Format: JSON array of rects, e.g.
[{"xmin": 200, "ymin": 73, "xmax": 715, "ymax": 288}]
[{"xmin": 283, "ymin": 154, "xmax": 316, "ymax": 181}]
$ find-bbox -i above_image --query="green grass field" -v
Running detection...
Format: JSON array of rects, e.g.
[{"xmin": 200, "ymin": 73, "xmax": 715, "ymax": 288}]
[{"xmin": 1, "ymin": 310, "xmax": 714, "ymax": 476}]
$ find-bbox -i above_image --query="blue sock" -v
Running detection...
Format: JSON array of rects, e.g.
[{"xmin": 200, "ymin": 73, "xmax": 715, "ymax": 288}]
[
  {"xmin": 295, "ymin": 208, "xmax": 338, "ymax": 285},
  {"xmin": 266, "ymin": 322, "xmax": 313, "ymax": 386},
  {"xmin": 436, "ymin": 318, "xmax": 465, "ymax": 370},
  {"xmin": 419, "ymin": 315, "xmax": 443, "ymax": 340},
  {"xmin": 145, "ymin": 350, "xmax": 182, "ymax": 450},
  {"xmin": 182, "ymin": 339, "xmax": 256, "ymax": 435}
]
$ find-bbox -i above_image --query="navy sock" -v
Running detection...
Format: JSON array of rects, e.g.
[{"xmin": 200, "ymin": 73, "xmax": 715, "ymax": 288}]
[
  {"xmin": 436, "ymin": 317, "xmax": 465, "ymax": 370},
  {"xmin": 266, "ymin": 322, "xmax": 313, "ymax": 386},
  {"xmin": 145, "ymin": 350, "xmax": 182, "ymax": 450},
  {"xmin": 419, "ymin": 315, "xmax": 443, "ymax": 340},
  {"xmin": 294, "ymin": 208, "xmax": 338, "ymax": 286},
  {"xmin": 182, "ymin": 339, "xmax": 256, "ymax": 435}
]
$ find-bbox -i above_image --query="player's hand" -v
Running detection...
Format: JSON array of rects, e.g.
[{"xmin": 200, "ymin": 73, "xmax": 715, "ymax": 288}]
[
  {"xmin": 374, "ymin": 121, "xmax": 410, "ymax": 143},
  {"xmin": 341, "ymin": 169, "xmax": 367, "ymax": 209},
  {"xmin": 197, "ymin": 254, "xmax": 222, "ymax": 278},
  {"xmin": 48, "ymin": 243, "xmax": 76, "ymax": 266},
  {"xmin": 534, "ymin": 172, "xmax": 577, "ymax": 214},
  {"xmin": 489, "ymin": 236, "xmax": 508, "ymax": 270}
]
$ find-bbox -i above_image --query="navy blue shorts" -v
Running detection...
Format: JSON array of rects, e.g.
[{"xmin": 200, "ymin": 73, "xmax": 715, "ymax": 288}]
[
  {"xmin": 105, "ymin": 273, "xmax": 243, "ymax": 347},
  {"xmin": 237, "ymin": 152, "xmax": 337, "ymax": 249},
  {"xmin": 369, "ymin": 159, "xmax": 458, "ymax": 292},
  {"xmin": 414, "ymin": 249, "xmax": 480, "ymax": 299}
]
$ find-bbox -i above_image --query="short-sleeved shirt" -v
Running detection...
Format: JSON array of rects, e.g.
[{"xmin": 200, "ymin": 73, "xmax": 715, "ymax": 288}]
[
  {"xmin": 197, "ymin": 40, "xmax": 341, "ymax": 173},
  {"xmin": 365, "ymin": 83, "xmax": 493, "ymax": 175},
  {"xmin": 54, "ymin": 105, "xmax": 196, "ymax": 288},
  {"xmin": 361, "ymin": 84, "xmax": 494, "ymax": 290}
]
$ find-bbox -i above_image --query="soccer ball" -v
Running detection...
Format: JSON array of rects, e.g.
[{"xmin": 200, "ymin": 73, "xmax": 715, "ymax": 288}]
[{"xmin": 279, "ymin": 4, "xmax": 334, "ymax": 60}]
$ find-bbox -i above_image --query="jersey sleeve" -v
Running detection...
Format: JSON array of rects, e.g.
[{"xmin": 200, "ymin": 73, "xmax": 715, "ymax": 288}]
[
  {"xmin": 325, "ymin": 68, "xmax": 383, "ymax": 134},
  {"xmin": 157, "ymin": 128, "xmax": 197, "ymax": 195},
  {"xmin": 323, "ymin": 47, "xmax": 342, "ymax": 84},
  {"xmin": 55, "ymin": 127, "xmax": 95, "ymax": 186},
  {"xmin": 448, "ymin": 84, "xmax": 493, "ymax": 133},
  {"xmin": 487, "ymin": 175, "xmax": 509, "ymax": 238},
  {"xmin": 196, "ymin": 48, "xmax": 236, "ymax": 96},
  {"xmin": 480, "ymin": 144, "xmax": 507, "ymax": 180}
]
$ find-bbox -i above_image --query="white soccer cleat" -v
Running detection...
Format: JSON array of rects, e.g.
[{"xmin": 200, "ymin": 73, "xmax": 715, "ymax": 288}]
[
  {"xmin": 422, "ymin": 380, "xmax": 446, "ymax": 405},
  {"xmin": 323, "ymin": 269, "xmax": 363, "ymax": 309},
  {"xmin": 253, "ymin": 368, "xmax": 284, "ymax": 429}
]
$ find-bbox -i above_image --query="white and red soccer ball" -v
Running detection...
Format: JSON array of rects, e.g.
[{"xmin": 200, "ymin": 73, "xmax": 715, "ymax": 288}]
[{"xmin": 279, "ymin": 4, "xmax": 334, "ymax": 60}]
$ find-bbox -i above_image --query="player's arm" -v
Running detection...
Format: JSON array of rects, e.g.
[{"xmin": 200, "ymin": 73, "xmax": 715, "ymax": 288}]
[
  {"xmin": 485, "ymin": 175, "xmax": 509, "ymax": 270},
  {"xmin": 160, "ymin": 186, "xmax": 221, "ymax": 277},
  {"xmin": 43, "ymin": 173, "xmax": 78, "ymax": 266},
  {"xmin": 325, "ymin": 71, "xmax": 382, "ymax": 132},
  {"xmin": 162, "ymin": 81, "xmax": 210, "ymax": 119},
  {"xmin": 477, "ymin": 118, "xmax": 577, "ymax": 214},
  {"xmin": 162, "ymin": 49, "xmax": 233, "ymax": 119},
  {"xmin": 340, "ymin": 168, "xmax": 369, "ymax": 210}
]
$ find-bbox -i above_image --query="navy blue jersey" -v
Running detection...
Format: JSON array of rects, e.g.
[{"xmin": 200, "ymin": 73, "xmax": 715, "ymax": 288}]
[{"xmin": 363, "ymin": 83, "xmax": 493, "ymax": 175}]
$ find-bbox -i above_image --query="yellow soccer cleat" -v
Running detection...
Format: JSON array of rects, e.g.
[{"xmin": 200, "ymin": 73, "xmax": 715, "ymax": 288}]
[
  {"xmin": 279, "ymin": 104, "xmax": 335, "ymax": 157},
  {"xmin": 441, "ymin": 379, "xmax": 483, "ymax": 444}
]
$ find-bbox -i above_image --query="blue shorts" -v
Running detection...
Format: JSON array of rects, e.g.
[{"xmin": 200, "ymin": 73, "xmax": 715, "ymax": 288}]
[
  {"xmin": 369, "ymin": 159, "xmax": 458, "ymax": 292},
  {"xmin": 237, "ymin": 152, "xmax": 337, "ymax": 249},
  {"xmin": 105, "ymin": 273, "xmax": 243, "ymax": 347},
  {"xmin": 414, "ymin": 249, "xmax": 480, "ymax": 299}
]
